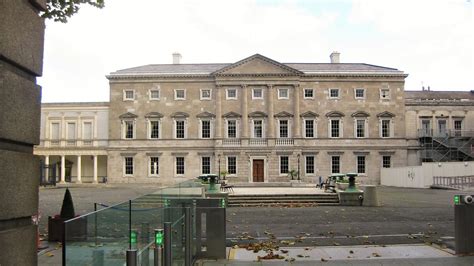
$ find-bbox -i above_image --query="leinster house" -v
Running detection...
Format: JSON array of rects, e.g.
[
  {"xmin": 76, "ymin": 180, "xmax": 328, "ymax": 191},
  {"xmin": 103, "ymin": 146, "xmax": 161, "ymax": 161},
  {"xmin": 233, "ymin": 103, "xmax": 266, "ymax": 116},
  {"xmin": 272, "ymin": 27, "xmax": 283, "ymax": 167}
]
[{"xmin": 34, "ymin": 53, "xmax": 474, "ymax": 185}]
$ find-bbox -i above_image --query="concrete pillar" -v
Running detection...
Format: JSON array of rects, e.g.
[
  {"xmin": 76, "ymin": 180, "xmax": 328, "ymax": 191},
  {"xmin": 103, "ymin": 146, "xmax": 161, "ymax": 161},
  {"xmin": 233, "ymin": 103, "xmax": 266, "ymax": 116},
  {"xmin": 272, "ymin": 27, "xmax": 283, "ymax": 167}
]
[
  {"xmin": 266, "ymin": 85, "xmax": 275, "ymax": 138},
  {"xmin": 215, "ymin": 86, "xmax": 222, "ymax": 138},
  {"xmin": 241, "ymin": 85, "xmax": 248, "ymax": 138},
  {"xmin": 44, "ymin": 155, "xmax": 49, "ymax": 182},
  {"xmin": 60, "ymin": 155, "xmax": 66, "ymax": 183},
  {"xmin": 93, "ymin": 155, "xmax": 98, "ymax": 183},
  {"xmin": 293, "ymin": 84, "xmax": 301, "ymax": 138},
  {"xmin": 77, "ymin": 155, "xmax": 82, "ymax": 183}
]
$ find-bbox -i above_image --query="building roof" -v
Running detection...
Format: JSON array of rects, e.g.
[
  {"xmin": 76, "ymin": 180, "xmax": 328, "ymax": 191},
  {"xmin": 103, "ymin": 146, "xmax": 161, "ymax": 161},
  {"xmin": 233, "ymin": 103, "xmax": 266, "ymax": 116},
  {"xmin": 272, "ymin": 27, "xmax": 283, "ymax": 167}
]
[
  {"xmin": 41, "ymin": 102, "xmax": 109, "ymax": 107},
  {"xmin": 405, "ymin": 91, "xmax": 474, "ymax": 101}
]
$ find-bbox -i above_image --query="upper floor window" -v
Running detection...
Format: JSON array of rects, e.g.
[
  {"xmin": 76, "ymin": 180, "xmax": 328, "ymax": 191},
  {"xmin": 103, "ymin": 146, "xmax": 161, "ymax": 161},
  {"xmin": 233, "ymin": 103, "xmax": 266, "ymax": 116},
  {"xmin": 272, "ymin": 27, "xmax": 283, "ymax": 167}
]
[
  {"xmin": 149, "ymin": 120, "xmax": 160, "ymax": 139},
  {"xmin": 226, "ymin": 88, "xmax": 237, "ymax": 100},
  {"xmin": 380, "ymin": 88, "xmax": 390, "ymax": 100},
  {"xmin": 201, "ymin": 120, "xmax": 211, "ymax": 139},
  {"xmin": 278, "ymin": 120, "xmax": 289, "ymax": 138},
  {"xmin": 355, "ymin": 88, "xmax": 365, "ymax": 99},
  {"xmin": 278, "ymin": 88, "xmax": 289, "ymax": 99},
  {"xmin": 355, "ymin": 119, "xmax": 366, "ymax": 138},
  {"xmin": 381, "ymin": 119, "xmax": 391, "ymax": 138},
  {"xmin": 226, "ymin": 119, "xmax": 238, "ymax": 138},
  {"xmin": 149, "ymin": 89, "xmax": 160, "ymax": 100},
  {"xmin": 124, "ymin": 121, "xmax": 134, "ymax": 139},
  {"xmin": 252, "ymin": 88, "xmax": 263, "ymax": 99},
  {"xmin": 253, "ymin": 120, "xmax": 264, "ymax": 138},
  {"xmin": 123, "ymin": 89, "xmax": 135, "ymax": 101},
  {"xmin": 174, "ymin": 89, "xmax": 186, "ymax": 100},
  {"xmin": 175, "ymin": 120, "xmax": 186, "ymax": 139},
  {"xmin": 200, "ymin": 89, "xmax": 211, "ymax": 100},
  {"xmin": 330, "ymin": 119, "xmax": 341, "ymax": 138},
  {"xmin": 329, "ymin": 88, "xmax": 340, "ymax": 99},
  {"xmin": 304, "ymin": 119, "xmax": 315, "ymax": 138},
  {"xmin": 304, "ymin": 88, "xmax": 314, "ymax": 99}
]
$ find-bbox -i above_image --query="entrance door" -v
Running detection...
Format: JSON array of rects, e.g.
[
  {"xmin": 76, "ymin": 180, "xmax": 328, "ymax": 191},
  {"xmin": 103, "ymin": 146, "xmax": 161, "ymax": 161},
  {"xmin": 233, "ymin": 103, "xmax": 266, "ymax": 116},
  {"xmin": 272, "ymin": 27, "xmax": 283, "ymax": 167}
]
[
  {"xmin": 252, "ymin": 159, "xmax": 264, "ymax": 182},
  {"xmin": 438, "ymin": 120, "xmax": 447, "ymax": 137}
]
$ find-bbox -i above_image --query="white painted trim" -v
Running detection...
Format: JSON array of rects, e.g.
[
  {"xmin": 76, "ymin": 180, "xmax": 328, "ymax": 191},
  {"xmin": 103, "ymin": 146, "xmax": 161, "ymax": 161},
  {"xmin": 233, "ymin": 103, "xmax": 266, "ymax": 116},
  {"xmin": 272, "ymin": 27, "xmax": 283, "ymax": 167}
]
[
  {"xmin": 174, "ymin": 89, "xmax": 186, "ymax": 100},
  {"xmin": 200, "ymin": 88, "xmax": 212, "ymax": 100},
  {"xmin": 226, "ymin": 88, "xmax": 238, "ymax": 100}
]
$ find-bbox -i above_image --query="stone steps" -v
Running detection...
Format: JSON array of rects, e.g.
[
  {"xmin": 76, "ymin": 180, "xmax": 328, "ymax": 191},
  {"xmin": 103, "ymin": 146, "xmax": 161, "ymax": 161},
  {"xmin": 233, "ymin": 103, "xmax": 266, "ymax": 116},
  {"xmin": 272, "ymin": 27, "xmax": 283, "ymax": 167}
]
[{"xmin": 228, "ymin": 194, "xmax": 339, "ymax": 207}]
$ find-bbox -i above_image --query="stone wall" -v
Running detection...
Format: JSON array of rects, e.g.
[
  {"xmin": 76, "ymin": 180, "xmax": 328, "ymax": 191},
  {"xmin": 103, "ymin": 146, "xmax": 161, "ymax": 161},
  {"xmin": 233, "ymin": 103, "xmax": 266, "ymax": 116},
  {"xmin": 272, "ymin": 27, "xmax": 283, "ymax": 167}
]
[{"xmin": 0, "ymin": 0, "xmax": 45, "ymax": 264}]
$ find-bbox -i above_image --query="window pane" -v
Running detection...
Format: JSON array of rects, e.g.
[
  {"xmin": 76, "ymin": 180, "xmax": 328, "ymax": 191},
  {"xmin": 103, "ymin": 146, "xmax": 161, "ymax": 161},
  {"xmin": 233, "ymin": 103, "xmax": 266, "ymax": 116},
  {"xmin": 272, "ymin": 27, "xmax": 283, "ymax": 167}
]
[
  {"xmin": 357, "ymin": 156, "xmax": 366, "ymax": 174},
  {"xmin": 125, "ymin": 90, "xmax": 134, "ymax": 99},
  {"xmin": 279, "ymin": 89, "xmax": 288, "ymax": 98},
  {"xmin": 304, "ymin": 89, "xmax": 313, "ymax": 98},
  {"xmin": 125, "ymin": 157, "xmax": 134, "ymax": 175},
  {"xmin": 330, "ymin": 89, "xmax": 339, "ymax": 98},
  {"xmin": 150, "ymin": 121, "xmax": 160, "ymax": 139},
  {"xmin": 176, "ymin": 120, "xmax": 185, "ymax": 138},
  {"xmin": 331, "ymin": 156, "xmax": 340, "ymax": 174},
  {"xmin": 279, "ymin": 120, "xmax": 288, "ymax": 138},
  {"xmin": 202, "ymin": 157, "xmax": 211, "ymax": 174},
  {"xmin": 202, "ymin": 120, "xmax": 211, "ymax": 138},
  {"xmin": 382, "ymin": 156, "xmax": 391, "ymax": 168},
  {"xmin": 306, "ymin": 156, "xmax": 314, "ymax": 174},
  {"xmin": 150, "ymin": 90, "xmax": 160, "ymax": 99},
  {"xmin": 331, "ymin": 120, "xmax": 340, "ymax": 137},
  {"xmin": 150, "ymin": 157, "xmax": 159, "ymax": 175},
  {"xmin": 176, "ymin": 157, "xmax": 185, "ymax": 175},
  {"xmin": 382, "ymin": 120, "xmax": 390, "ymax": 137},
  {"xmin": 176, "ymin": 90, "xmax": 185, "ymax": 99},
  {"xmin": 125, "ymin": 121, "xmax": 134, "ymax": 139},
  {"xmin": 254, "ymin": 120, "xmax": 263, "ymax": 138},
  {"xmin": 227, "ymin": 156, "xmax": 237, "ymax": 174},
  {"xmin": 227, "ymin": 120, "xmax": 236, "ymax": 138},
  {"xmin": 356, "ymin": 120, "xmax": 365, "ymax": 138},
  {"xmin": 201, "ymin": 89, "xmax": 211, "ymax": 99},
  {"xmin": 227, "ymin": 89, "xmax": 236, "ymax": 98},
  {"xmin": 253, "ymin": 89, "xmax": 262, "ymax": 98},
  {"xmin": 280, "ymin": 156, "xmax": 289, "ymax": 174},
  {"xmin": 356, "ymin": 89, "xmax": 364, "ymax": 98},
  {"xmin": 305, "ymin": 120, "xmax": 314, "ymax": 138}
]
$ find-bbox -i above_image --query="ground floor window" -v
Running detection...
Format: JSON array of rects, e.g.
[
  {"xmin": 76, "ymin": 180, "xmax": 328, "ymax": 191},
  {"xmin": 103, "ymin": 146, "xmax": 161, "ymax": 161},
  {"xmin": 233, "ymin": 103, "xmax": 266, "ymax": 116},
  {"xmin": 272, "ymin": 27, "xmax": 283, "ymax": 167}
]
[
  {"xmin": 331, "ymin": 156, "xmax": 340, "ymax": 174},
  {"xmin": 382, "ymin": 156, "xmax": 391, "ymax": 168},
  {"xmin": 280, "ymin": 156, "xmax": 289, "ymax": 174},
  {"xmin": 150, "ymin": 157, "xmax": 159, "ymax": 176},
  {"xmin": 176, "ymin": 157, "xmax": 185, "ymax": 175},
  {"xmin": 305, "ymin": 156, "xmax": 315, "ymax": 174},
  {"xmin": 201, "ymin": 156, "xmax": 211, "ymax": 174},
  {"xmin": 227, "ymin": 156, "xmax": 237, "ymax": 175},
  {"xmin": 124, "ymin": 157, "xmax": 134, "ymax": 176},
  {"xmin": 357, "ymin": 156, "xmax": 366, "ymax": 174}
]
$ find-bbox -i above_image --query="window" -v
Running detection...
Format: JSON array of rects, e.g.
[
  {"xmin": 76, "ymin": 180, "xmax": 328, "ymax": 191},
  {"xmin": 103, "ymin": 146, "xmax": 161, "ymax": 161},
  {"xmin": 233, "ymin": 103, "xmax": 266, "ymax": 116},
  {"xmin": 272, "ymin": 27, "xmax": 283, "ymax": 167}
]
[
  {"xmin": 149, "ymin": 89, "xmax": 160, "ymax": 100},
  {"xmin": 330, "ymin": 119, "xmax": 340, "ymax": 138},
  {"xmin": 305, "ymin": 156, "xmax": 315, "ymax": 174},
  {"xmin": 278, "ymin": 88, "xmax": 289, "ymax": 99},
  {"xmin": 331, "ymin": 156, "xmax": 340, "ymax": 174},
  {"xmin": 124, "ymin": 121, "xmax": 134, "ymax": 139},
  {"xmin": 150, "ymin": 157, "xmax": 159, "ymax": 176},
  {"xmin": 304, "ymin": 88, "xmax": 314, "ymax": 99},
  {"xmin": 380, "ymin": 89, "xmax": 390, "ymax": 99},
  {"xmin": 227, "ymin": 156, "xmax": 237, "ymax": 175},
  {"xmin": 123, "ymin": 90, "xmax": 135, "ymax": 101},
  {"xmin": 82, "ymin": 122, "xmax": 92, "ymax": 145},
  {"xmin": 51, "ymin": 122, "xmax": 60, "ymax": 145},
  {"xmin": 304, "ymin": 119, "xmax": 315, "ymax": 138},
  {"xmin": 66, "ymin": 122, "xmax": 76, "ymax": 145},
  {"xmin": 124, "ymin": 157, "xmax": 134, "ymax": 176},
  {"xmin": 201, "ymin": 120, "xmax": 211, "ymax": 139},
  {"xmin": 200, "ymin": 89, "xmax": 211, "ymax": 100},
  {"xmin": 454, "ymin": 120, "xmax": 463, "ymax": 136},
  {"xmin": 227, "ymin": 120, "xmax": 237, "ymax": 138},
  {"xmin": 280, "ymin": 156, "xmax": 289, "ymax": 174},
  {"xmin": 279, "ymin": 120, "xmax": 289, "ymax": 138},
  {"xmin": 355, "ymin": 88, "xmax": 365, "ymax": 99},
  {"xmin": 175, "ymin": 89, "xmax": 186, "ymax": 100},
  {"xmin": 149, "ymin": 120, "xmax": 160, "ymax": 139},
  {"xmin": 357, "ymin": 156, "xmax": 366, "ymax": 174},
  {"xmin": 329, "ymin": 88, "xmax": 340, "ymax": 99},
  {"xmin": 381, "ymin": 119, "xmax": 391, "ymax": 138},
  {"xmin": 201, "ymin": 157, "xmax": 211, "ymax": 174},
  {"xmin": 382, "ymin": 156, "xmax": 391, "ymax": 168},
  {"xmin": 356, "ymin": 119, "xmax": 366, "ymax": 138},
  {"xmin": 252, "ymin": 88, "xmax": 263, "ymax": 99},
  {"xmin": 176, "ymin": 157, "xmax": 185, "ymax": 175},
  {"xmin": 226, "ymin": 88, "xmax": 237, "ymax": 99},
  {"xmin": 253, "ymin": 120, "xmax": 263, "ymax": 138},
  {"xmin": 175, "ymin": 120, "xmax": 185, "ymax": 139}
]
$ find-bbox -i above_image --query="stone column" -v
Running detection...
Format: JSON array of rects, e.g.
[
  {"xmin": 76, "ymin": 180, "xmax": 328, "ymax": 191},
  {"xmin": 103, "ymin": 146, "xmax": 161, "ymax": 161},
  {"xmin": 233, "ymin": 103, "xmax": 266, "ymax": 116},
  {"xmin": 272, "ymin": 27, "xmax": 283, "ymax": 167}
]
[
  {"xmin": 215, "ymin": 86, "xmax": 222, "ymax": 138},
  {"xmin": 77, "ymin": 155, "xmax": 82, "ymax": 183},
  {"xmin": 60, "ymin": 155, "xmax": 66, "ymax": 183},
  {"xmin": 44, "ymin": 155, "xmax": 49, "ymax": 182},
  {"xmin": 93, "ymin": 155, "xmax": 98, "ymax": 183},
  {"xmin": 267, "ymin": 85, "xmax": 275, "ymax": 138},
  {"xmin": 241, "ymin": 85, "xmax": 249, "ymax": 138},
  {"xmin": 293, "ymin": 84, "xmax": 301, "ymax": 138}
]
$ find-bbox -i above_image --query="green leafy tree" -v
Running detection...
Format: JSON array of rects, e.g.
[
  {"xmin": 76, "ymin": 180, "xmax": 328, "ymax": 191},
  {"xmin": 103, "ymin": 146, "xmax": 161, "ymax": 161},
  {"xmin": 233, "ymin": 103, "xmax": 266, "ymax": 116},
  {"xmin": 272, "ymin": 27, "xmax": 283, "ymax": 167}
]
[{"xmin": 43, "ymin": 0, "xmax": 105, "ymax": 23}]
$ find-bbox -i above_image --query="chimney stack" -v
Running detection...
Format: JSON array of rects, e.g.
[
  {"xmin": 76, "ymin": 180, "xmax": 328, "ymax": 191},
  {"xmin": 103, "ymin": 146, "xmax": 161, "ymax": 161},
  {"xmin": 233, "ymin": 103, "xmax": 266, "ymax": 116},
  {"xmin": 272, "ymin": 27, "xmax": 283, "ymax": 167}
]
[
  {"xmin": 330, "ymin": 51, "xmax": 340, "ymax": 63},
  {"xmin": 172, "ymin": 52, "xmax": 182, "ymax": 64}
]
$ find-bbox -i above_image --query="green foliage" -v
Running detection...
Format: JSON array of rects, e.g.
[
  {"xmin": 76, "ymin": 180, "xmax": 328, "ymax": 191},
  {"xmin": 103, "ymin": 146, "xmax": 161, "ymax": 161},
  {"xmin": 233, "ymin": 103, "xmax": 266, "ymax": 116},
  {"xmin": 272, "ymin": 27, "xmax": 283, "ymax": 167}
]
[
  {"xmin": 60, "ymin": 188, "xmax": 75, "ymax": 219},
  {"xmin": 288, "ymin": 169, "xmax": 299, "ymax": 179},
  {"xmin": 42, "ymin": 0, "xmax": 105, "ymax": 23}
]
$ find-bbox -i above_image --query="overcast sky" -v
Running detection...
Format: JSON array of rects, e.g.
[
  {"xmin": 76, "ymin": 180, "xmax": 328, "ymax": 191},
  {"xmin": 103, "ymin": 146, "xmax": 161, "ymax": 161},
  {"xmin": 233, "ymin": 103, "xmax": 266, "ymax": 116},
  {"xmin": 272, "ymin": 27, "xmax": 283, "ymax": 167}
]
[{"xmin": 38, "ymin": 0, "xmax": 473, "ymax": 103}]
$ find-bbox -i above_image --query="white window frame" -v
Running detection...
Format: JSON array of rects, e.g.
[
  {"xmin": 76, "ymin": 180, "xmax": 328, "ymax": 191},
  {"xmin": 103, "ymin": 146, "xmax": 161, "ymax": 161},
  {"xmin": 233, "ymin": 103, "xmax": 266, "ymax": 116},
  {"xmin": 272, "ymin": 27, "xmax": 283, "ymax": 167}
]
[
  {"xmin": 305, "ymin": 155, "xmax": 315, "ymax": 175},
  {"xmin": 174, "ymin": 119, "xmax": 187, "ymax": 139},
  {"xmin": 354, "ymin": 88, "xmax": 366, "ymax": 99},
  {"xmin": 331, "ymin": 156, "xmax": 341, "ymax": 174},
  {"xmin": 175, "ymin": 157, "xmax": 185, "ymax": 176},
  {"xmin": 356, "ymin": 155, "xmax": 366, "ymax": 175},
  {"xmin": 123, "ymin": 156, "xmax": 134, "ymax": 177},
  {"xmin": 277, "ymin": 119, "xmax": 291, "ymax": 138},
  {"xmin": 227, "ymin": 156, "xmax": 238, "ymax": 176},
  {"xmin": 354, "ymin": 118, "xmax": 368, "ymax": 138},
  {"xmin": 123, "ymin": 89, "xmax": 135, "ymax": 101},
  {"xmin": 149, "ymin": 156, "xmax": 160, "ymax": 177},
  {"xmin": 303, "ymin": 118, "xmax": 316, "ymax": 138},
  {"xmin": 382, "ymin": 155, "xmax": 391, "ymax": 168},
  {"xmin": 226, "ymin": 88, "xmax": 238, "ymax": 100},
  {"xmin": 279, "ymin": 156, "xmax": 290, "ymax": 175},
  {"xmin": 252, "ymin": 88, "xmax": 263, "ymax": 100},
  {"xmin": 147, "ymin": 119, "xmax": 161, "ymax": 139},
  {"xmin": 303, "ymin": 88, "xmax": 314, "ymax": 99},
  {"xmin": 329, "ymin": 119, "xmax": 342, "ymax": 138},
  {"xmin": 200, "ymin": 89, "xmax": 212, "ymax": 100},
  {"xmin": 149, "ymin": 88, "xmax": 160, "ymax": 100},
  {"xmin": 174, "ymin": 89, "xmax": 186, "ymax": 100},
  {"xmin": 379, "ymin": 118, "xmax": 393, "ymax": 138},
  {"xmin": 329, "ymin": 88, "xmax": 340, "ymax": 99},
  {"xmin": 380, "ymin": 88, "xmax": 390, "ymax": 100},
  {"xmin": 225, "ymin": 119, "xmax": 239, "ymax": 138},
  {"xmin": 122, "ymin": 119, "xmax": 136, "ymax": 140},
  {"xmin": 201, "ymin": 156, "xmax": 212, "ymax": 175},
  {"xmin": 251, "ymin": 119, "xmax": 265, "ymax": 138},
  {"xmin": 278, "ymin": 88, "xmax": 289, "ymax": 100},
  {"xmin": 199, "ymin": 119, "xmax": 213, "ymax": 139}
]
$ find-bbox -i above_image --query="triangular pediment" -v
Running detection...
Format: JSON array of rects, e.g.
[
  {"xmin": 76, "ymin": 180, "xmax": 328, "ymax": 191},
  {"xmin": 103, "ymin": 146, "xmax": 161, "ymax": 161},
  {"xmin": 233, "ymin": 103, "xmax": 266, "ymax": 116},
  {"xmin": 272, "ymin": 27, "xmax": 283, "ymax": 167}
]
[
  {"xmin": 222, "ymin": 112, "xmax": 241, "ymax": 118},
  {"xmin": 212, "ymin": 54, "xmax": 303, "ymax": 76},
  {"xmin": 196, "ymin": 111, "xmax": 216, "ymax": 118},
  {"xmin": 274, "ymin": 111, "xmax": 293, "ymax": 118},
  {"xmin": 377, "ymin": 111, "xmax": 395, "ymax": 118},
  {"xmin": 119, "ymin": 112, "xmax": 138, "ymax": 119}
]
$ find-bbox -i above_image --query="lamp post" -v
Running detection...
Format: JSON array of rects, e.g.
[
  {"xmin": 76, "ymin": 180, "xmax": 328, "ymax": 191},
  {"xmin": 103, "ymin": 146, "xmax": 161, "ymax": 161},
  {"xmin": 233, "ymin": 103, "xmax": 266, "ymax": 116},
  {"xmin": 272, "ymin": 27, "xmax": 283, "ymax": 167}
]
[
  {"xmin": 297, "ymin": 154, "xmax": 300, "ymax": 181},
  {"xmin": 218, "ymin": 154, "xmax": 221, "ymax": 180}
]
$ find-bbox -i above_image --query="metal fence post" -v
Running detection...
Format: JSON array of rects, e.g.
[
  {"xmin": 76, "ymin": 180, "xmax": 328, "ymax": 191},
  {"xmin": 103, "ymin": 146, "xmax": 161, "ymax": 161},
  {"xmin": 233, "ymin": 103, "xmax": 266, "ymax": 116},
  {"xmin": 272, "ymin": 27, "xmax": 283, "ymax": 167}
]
[
  {"xmin": 126, "ymin": 249, "xmax": 138, "ymax": 266},
  {"xmin": 164, "ymin": 222, "xmax": 172, "ymax": 266},
  {"xmin": 185, "ymin": 207, "xmax": 192, "ymax": 266}
]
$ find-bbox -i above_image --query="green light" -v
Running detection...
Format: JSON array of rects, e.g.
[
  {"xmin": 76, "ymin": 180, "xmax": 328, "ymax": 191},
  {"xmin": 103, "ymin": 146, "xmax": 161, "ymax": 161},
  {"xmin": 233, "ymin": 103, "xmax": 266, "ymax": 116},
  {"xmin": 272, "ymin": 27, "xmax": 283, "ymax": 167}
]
[
  {"xmin": 164, "ymin": 199, "xmax": 170, "ymax": 207},
  {"xmin": 454, "ymin": 195, "xmax": 460, "ymax": 205},
  {"xmin": 155, "ymin": 230, "xmax": 164, "ymax": 246},
  {"xmin": 130, "ymin": 231, "xmax": 137, "ymax": 244},
  {"xmin": 220, "ymin": 198, "xmax": 226, "ymax": 208}
]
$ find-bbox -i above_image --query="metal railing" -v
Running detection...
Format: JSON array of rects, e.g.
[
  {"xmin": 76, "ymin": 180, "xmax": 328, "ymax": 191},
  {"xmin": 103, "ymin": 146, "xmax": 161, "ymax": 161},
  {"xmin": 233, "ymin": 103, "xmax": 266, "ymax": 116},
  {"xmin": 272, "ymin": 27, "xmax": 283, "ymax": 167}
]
[
  {"xmin": 418, "ymin": 129, "xmax": 474, "ymax": 138},
  {"xmin": 433, "ymin": 176, "xmax": 474, "ymax": 190}
]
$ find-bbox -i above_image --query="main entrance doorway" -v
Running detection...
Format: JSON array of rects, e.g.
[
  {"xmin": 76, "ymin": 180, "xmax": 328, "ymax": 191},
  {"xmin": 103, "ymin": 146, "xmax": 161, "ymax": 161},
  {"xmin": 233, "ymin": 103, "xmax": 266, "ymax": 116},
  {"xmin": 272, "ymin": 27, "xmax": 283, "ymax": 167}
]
[{"xmin": 252, "ymin": 159, "xmax": 264, "ymax": 182}]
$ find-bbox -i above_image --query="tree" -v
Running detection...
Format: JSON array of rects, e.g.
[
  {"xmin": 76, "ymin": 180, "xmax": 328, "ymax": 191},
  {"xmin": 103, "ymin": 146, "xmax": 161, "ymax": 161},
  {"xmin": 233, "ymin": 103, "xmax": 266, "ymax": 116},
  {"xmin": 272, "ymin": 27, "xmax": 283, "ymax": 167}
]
[{"xmin": 42, "ymin": 0, "xmax": 105, "ymax": 23}]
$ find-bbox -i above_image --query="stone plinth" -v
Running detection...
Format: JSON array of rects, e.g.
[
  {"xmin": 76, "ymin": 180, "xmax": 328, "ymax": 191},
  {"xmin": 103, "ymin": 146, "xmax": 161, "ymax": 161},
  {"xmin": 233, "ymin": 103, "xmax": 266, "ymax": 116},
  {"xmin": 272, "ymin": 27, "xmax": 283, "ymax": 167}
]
[{"xmin": 338, "ymin": 190, "xmax": 364, "ymax": 206}]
